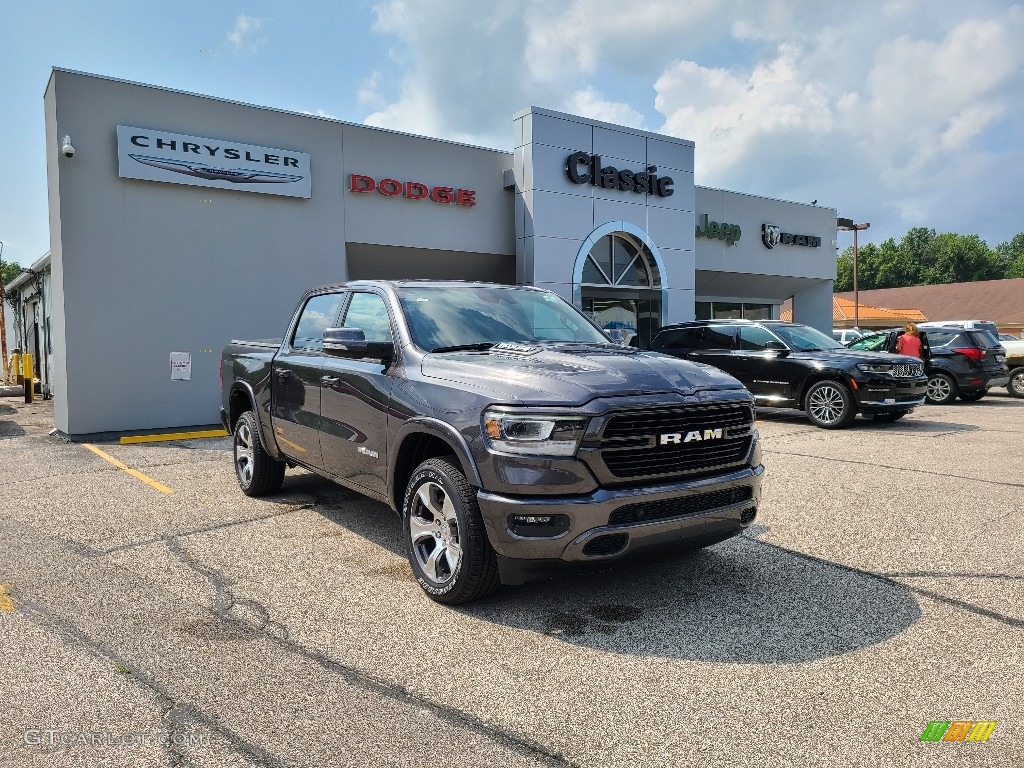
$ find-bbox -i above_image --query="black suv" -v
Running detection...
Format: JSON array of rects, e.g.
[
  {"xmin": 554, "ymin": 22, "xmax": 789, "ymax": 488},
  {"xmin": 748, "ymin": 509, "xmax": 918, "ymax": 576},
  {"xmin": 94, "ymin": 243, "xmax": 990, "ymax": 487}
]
[
  {"xmin": 649, "ymin": 320, "xmax": 927, "ymax": 428},
  {"xmin": 847, "ymin": 327, "xmax": 1009, "ymax": 404}
]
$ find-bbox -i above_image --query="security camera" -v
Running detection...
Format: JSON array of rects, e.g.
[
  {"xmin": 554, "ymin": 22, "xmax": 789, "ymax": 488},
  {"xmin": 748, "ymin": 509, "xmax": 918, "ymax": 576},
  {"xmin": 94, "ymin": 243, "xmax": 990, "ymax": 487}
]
[{"xmin": 62, "ymin": 136, "xmax": 75, "ymax": 158}]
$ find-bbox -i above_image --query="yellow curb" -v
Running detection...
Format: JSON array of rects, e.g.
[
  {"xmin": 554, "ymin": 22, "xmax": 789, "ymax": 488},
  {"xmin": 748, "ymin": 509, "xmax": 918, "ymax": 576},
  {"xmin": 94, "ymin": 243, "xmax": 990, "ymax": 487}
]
[{"xmin": 119, "ymin": 429, "xmax": 228, "ymax": 444}]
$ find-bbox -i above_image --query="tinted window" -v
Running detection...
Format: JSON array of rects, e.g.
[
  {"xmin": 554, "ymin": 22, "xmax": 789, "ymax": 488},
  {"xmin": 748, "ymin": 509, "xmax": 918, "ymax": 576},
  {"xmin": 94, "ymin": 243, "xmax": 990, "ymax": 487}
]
[
  {"xmin": 738, "ymin": 325, "xmax": 779, "ymax": 351},
  {"xmin": 292, "ymin": 293, "xmax": 346, "ymax": 352},
  {"xmin": 342, "ymin": 293, "xmax": 392, "ymax": 344},
  {"xmin": 849, "ymin": 334, "xmax": 889, "ymax": 352},
  {"xmin": 924, "ymin": 331, "xmax": 958, "ymax": 348},
  {"xmin": 771, "ymin": 323, "xmax": 843, "ymax": 351},
  {"xmin": 652, "ymin": 327, "xmax": 703, "ymax": 351},
  {"xmin": 969, "ymin": 330, "xmax": 1000, "ymax": 348},
  {"xmin": 702, "ymin": 325, "xmax": 735, "ymax": 350}
]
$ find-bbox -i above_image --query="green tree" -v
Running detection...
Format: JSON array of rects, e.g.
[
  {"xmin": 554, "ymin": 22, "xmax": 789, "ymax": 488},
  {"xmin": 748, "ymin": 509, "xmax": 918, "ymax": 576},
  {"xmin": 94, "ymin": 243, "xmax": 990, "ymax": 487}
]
[
  {"xmin": 924, "ymin": 233, "xmax": 1002, "ymax": 284},
  {"xmin": 1, "ymin": 260, "xmax": 22, "ymax": 286},
  {"xmin": 995, "ymin": 233, "xmax": 1024, "ymax": 278}
]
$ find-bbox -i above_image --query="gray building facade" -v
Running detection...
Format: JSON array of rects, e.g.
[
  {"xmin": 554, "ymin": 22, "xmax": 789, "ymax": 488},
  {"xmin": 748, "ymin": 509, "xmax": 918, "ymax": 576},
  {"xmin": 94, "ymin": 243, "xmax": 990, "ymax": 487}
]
[{"xmin": 44, "ymin": 68, "xmax": 837, "ymax": 437}]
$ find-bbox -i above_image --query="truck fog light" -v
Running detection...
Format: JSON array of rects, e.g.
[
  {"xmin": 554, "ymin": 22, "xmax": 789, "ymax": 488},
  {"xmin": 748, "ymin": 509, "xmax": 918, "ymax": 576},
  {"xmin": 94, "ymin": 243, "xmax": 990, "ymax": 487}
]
[{"xmin": 508, "ymin": 513, "xmax": 570, "ymax": 538}]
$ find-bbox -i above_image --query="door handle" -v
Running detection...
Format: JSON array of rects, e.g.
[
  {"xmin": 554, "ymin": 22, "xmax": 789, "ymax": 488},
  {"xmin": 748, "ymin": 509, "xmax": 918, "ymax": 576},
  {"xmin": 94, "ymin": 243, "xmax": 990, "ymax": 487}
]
[
  {"xmin": 274, "ymin": 369, "xmax": 289, "ymax": 379},
  {"xmin": 321, "ymin": 376, "xmax": 340, "ymax": 387}
]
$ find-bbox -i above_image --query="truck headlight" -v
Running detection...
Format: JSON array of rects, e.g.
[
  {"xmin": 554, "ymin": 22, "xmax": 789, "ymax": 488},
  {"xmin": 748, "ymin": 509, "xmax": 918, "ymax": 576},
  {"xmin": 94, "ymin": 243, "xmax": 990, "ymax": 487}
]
[
  {"xmin": 482, "ymin": 410, "xmax": 588, "ymax": 457},
  {"xmin": 857, "ymin": 363, "xmax": 893, "ymax": 375}
]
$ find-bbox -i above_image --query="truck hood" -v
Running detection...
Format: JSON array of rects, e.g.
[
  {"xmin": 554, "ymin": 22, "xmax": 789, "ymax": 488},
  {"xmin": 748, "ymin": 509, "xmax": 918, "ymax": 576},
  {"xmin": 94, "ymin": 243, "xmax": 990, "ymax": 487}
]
[{"xmin": 419, "ymin": 342, "xmax": 745, "ymax": 404}]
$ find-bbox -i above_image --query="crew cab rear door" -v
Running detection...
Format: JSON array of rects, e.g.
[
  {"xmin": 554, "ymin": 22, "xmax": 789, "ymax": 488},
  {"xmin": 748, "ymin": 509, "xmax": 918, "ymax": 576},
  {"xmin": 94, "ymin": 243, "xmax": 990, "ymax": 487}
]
[
  {"xmin": 272, "ymin": 291, "xmax": 348, "ymax": 469},
  {"xmin": 319, "ymin": 291, "xmax": 395, "ymax": 497}
]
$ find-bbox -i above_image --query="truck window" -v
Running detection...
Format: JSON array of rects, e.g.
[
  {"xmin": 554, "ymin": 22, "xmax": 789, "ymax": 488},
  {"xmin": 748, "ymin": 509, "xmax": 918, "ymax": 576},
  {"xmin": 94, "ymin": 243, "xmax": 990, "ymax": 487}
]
[
  {"xmin": 342, "ymin": 293, "xmax": 392, "ymax": 343},
  {"xmin": 292, "ymin": 293, "xmax": 347, "ymax": 352}
]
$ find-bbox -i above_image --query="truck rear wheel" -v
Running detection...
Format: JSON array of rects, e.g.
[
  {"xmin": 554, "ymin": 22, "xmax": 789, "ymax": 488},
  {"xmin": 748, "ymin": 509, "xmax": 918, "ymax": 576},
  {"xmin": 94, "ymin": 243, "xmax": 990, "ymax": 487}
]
[
  {"xmin": 1007, "ymin": 367, "xmax": 1024, "ymax": 398},
  {"xmin": 402, "ymin": 456, "xmax": 500, "ymax": 605},
  {"xmin": 233, "ymin": 411, "xmax": 285, "ymax": 496}
]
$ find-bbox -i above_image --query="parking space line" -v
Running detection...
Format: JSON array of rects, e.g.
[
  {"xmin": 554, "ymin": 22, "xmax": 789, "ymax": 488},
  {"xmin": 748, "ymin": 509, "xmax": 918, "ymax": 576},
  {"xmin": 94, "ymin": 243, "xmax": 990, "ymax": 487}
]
[{"xmin": 82, "ymin": 444, "xmax": 174, "ymax": 494}]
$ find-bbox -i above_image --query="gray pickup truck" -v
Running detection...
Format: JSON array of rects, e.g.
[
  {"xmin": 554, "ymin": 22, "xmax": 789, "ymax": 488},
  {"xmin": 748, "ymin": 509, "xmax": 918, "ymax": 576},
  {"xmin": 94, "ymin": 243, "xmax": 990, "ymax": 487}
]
[{"xmin": 221, "ymin": 281, "xmax": 764, "ymax": 604}]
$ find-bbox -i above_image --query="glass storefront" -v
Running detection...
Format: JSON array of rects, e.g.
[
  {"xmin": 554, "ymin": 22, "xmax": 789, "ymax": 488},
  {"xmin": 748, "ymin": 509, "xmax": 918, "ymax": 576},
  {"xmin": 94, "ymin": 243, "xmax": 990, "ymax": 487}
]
[{"xmin": 696, "ymin": 300, "xmax": 776, "ymax": 321}]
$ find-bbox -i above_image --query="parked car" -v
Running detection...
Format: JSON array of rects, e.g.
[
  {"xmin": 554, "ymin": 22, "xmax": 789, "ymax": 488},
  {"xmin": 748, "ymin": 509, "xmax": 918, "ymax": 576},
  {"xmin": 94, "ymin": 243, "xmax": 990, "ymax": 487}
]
[
  {"xmin": 848, "ymin": 326, "xmax": 1009, "ymax": 403},
  {"xmin": 832, "ymin": 329, "xmax": 864, "ymax": 345},
  {"xmin": 647, "ymin": 320, "xmax": 927, "ymax": 429},
  {"xmin": 222, "ymin": 281, "xmax": 764, "ymax": 604},
  {"xmin": 998, "ymin": 333, "xmax": 1019, "ymax": 342}
]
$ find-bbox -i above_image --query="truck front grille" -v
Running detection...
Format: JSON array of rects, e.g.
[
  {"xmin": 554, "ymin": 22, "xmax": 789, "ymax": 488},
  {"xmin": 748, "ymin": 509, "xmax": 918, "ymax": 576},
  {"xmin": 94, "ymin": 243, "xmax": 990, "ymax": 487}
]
[{"xmin": 598, "ymin": 403, "xmax": 754, "ymax": 482}]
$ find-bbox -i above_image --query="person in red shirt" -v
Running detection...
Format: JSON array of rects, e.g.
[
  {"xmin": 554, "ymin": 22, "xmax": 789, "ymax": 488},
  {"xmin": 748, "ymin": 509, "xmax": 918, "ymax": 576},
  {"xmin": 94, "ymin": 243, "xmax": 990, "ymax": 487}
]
[{"xmin": 896, "ymin": 322, "xmax": 923, "ymax": 359}]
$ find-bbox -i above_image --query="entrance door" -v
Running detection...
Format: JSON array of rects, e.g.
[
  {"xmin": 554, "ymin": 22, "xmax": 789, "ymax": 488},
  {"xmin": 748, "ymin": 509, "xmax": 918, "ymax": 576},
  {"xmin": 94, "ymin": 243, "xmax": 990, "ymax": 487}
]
[{"xmin": 578, "ymin": 231, "xmax": 662, "ymax": 348}]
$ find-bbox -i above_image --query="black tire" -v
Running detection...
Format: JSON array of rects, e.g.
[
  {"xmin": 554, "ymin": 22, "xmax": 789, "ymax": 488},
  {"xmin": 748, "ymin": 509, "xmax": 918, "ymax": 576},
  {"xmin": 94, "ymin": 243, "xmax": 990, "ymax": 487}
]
[
  {"xmin": 958, "ymin": 389, "xmax": 986, "ymax": 402},
  {"xmin": 925, "ymin": 372, "xmax": 958, "ymax": 405},
  {"xmin": 804, "ymin": 380, "xmax": 856, "ymax": 429},
  {"xmin": 233, "ymin": 411, "xmax": 285, "ymax": 497},
  {"xmin": 1007, "ymin": 367, "xmax": 1024, "ymax": 399},
  {"xmin": 871, "ymin": 411, "xmax": 909, "ymax": 422},
  {"xmin": 402, "ymin": 456, "xmax": 500, "ymax": 605}
]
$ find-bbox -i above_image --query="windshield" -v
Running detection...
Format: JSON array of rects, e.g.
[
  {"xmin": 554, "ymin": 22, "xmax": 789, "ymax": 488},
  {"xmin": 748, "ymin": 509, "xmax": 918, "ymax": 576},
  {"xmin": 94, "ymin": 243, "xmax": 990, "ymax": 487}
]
[
  {"xmin": 397, "ymin": 286, "xmax": 612, "ymax": 352},
  {"xmin": 771, "ymin": 323, "xmax": 845, "ymax": 352}
]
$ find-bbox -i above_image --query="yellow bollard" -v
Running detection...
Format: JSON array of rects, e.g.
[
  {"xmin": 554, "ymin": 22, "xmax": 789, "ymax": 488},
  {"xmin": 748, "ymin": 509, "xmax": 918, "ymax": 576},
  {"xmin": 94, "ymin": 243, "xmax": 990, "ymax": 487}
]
[
  {"xmin": 10, "ymin": 352, "xmax": 21, "ymax": 385},
  {"xmin": 22, "ymin": 353, "xmax": 33, "ymax": 403}
]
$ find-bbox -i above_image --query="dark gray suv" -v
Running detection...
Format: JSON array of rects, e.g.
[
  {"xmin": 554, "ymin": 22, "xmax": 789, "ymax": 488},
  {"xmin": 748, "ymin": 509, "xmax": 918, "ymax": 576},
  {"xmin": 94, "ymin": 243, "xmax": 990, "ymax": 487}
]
[{"xmin": 848, "ymin": 327, "xmax": 1009, "ymax": 403}]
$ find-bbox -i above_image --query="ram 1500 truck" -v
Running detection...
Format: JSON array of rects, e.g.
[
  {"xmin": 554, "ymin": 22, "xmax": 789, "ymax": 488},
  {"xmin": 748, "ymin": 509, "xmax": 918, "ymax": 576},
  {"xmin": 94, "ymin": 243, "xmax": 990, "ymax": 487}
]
[{"xmin": 221, "ymin": 281, "xmax": 764, "ymax": 604}]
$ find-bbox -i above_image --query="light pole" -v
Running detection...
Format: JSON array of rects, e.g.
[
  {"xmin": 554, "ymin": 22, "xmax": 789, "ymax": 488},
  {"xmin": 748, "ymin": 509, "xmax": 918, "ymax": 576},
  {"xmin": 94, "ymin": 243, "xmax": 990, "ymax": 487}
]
[
  {"xmin": 0, "ymin": 240, "xmax": 7, "ymax": 383},
  {"xmin": 836, "ymin": 218, "xmax": 870, "ymax": 330}
]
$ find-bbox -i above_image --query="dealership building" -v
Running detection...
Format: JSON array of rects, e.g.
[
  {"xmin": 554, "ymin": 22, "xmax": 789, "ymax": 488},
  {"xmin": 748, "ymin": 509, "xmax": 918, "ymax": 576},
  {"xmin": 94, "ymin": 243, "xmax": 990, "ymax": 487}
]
[{"xmin": 41, "ymin": 68, "xmax": 837, "ymax": 437}]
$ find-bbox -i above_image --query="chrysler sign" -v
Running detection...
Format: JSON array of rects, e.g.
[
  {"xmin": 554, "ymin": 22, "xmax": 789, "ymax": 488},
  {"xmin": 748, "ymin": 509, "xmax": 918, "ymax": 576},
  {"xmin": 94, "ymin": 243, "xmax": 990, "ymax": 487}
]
[{"xmin": 116, "ymin": 126, "xmax": 311, "ymax": 198}]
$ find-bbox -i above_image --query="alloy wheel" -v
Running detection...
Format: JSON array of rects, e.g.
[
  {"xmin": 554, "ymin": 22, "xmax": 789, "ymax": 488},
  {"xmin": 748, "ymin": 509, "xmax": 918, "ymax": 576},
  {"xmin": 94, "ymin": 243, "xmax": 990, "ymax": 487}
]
[
  {"xmin": 808, "ymin": 384, "xmax": 846, "ymax": 425},
  {"xmin": 1012, "ymin": 371, "xmax": 1024, "ymax": 396},
  {"xmin": 409, "ymin": 481, "xmax": 463, "ymax": 584},
  {"xmin": 927, "ymin": 376, "xmax": 952, "ymax": 402},
  {"xmin": 234, "ymin": 421, "xmax": 254, "ymax": 486}
]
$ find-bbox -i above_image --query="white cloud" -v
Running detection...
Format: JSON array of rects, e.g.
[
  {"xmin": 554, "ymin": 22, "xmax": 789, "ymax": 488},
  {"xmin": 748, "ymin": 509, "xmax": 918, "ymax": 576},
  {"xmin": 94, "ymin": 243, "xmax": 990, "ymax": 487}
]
[
  {"xmin": 226, "ymin": 15, "xmax": 265, "ymax": 55},
  {"xmin": 567, "ymin": 87, "xmax": 643, "ymax": 128},
  {"xmin": 363, "ymin": 0, "xmax": 1024, "ymax": 244}
]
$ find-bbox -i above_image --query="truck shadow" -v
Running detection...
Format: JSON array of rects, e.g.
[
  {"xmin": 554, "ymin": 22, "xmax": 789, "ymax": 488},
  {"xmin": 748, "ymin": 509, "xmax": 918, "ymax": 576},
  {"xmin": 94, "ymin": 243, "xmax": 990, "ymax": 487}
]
[
  {"xmin": 460, "ymin": 528, "xmax": 923, "ymax": 664},
  {"xmin": 291, "ymin": 467, "xmax": 924, "ymax": 664}
]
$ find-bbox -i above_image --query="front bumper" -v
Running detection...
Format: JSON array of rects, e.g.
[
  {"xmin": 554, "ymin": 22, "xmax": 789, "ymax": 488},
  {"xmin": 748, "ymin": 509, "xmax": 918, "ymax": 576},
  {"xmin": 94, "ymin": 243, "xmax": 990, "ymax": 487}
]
[
  {"xmin": 853, "ymin": 375, "xmax": 927, "ymax": 412},
  {"xmin": 476, "ymin": 436, "xmax": 764, "ymax": 585}
]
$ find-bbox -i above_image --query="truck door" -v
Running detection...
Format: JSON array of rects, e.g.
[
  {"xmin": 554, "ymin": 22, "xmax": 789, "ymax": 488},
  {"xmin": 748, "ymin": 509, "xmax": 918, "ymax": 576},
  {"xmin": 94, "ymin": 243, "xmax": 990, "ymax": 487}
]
[
  {"xmin": 272, "ymin": 292, "xmax": 347, "ymax": 470},
  {"xmin": 319, "ymin": 291, "xmax": 395, "ymax": 496}
]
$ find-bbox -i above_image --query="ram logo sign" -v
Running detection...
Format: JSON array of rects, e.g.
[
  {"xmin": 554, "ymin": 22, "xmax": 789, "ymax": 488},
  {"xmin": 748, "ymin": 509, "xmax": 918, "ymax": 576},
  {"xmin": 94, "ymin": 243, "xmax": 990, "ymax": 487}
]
[{"xmin": 659, "ymin": 428, "xmax": 724, "ymax": 445}]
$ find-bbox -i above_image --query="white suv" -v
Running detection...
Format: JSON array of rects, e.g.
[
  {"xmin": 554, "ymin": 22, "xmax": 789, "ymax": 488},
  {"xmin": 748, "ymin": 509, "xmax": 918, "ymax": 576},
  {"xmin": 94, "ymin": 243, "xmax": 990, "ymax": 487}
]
[
  {"xmin": 832, "ymin": 328, "xmax": 864, "ymax": 345},
  {"xmin": 918, "ymin": 320, "xmax": 999, "ymax": 336}
]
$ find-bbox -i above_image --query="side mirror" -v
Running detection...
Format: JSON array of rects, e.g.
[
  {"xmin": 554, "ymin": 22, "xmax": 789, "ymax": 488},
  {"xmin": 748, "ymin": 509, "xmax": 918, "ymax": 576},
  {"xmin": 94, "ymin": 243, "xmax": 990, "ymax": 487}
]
[
  {"xmin": 323, "ymin": 328, "xmax": 394, "ymax": 362},
  {"xmin": 764, "ymin": 340, "xmax": 789, "ymax": 355}
]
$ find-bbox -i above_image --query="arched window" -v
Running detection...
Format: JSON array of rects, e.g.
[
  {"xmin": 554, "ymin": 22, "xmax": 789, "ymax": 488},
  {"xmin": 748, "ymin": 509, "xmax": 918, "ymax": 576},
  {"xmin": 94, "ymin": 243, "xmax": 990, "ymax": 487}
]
[{"xmin": 580, "ymin": 233, "xmax": 661, "ymax": 289}]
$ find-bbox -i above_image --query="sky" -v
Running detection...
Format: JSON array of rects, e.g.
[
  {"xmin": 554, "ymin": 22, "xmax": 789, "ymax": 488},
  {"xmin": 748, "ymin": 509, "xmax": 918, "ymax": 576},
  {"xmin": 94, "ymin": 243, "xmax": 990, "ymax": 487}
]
[{"xmin": 2, "ymin": 0, "xmax": 1023, "ymax": 269}]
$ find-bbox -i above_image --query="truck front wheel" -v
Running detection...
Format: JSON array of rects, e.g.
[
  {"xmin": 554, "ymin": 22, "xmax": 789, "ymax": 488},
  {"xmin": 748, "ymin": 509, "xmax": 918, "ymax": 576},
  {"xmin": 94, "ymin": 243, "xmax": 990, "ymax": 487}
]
[
  {"xmin": 1007, "ymin": 367, "xmax": 1024, "ymax": 399},
  {"xmin": 233, "ymin": 411, "xmax": 285, "ymax": 496},
  {"xmin": 402, "ymin": 457, "xmax": 500, "ymax": 605}
]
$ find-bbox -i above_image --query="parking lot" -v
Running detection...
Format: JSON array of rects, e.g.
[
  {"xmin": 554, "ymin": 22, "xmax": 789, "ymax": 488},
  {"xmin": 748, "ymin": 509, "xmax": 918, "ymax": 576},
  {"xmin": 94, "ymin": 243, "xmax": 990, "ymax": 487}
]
[{"xmin": 1, "ymin": 393, "xmax": 1021, "ymax": 767}]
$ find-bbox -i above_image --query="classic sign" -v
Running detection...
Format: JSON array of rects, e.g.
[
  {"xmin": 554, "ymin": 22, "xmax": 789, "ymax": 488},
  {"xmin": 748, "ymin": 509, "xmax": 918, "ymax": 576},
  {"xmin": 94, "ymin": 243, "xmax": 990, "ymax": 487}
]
[{"xmin": 565, "ymin": 152, "xmax": 674, "ymax": 197}]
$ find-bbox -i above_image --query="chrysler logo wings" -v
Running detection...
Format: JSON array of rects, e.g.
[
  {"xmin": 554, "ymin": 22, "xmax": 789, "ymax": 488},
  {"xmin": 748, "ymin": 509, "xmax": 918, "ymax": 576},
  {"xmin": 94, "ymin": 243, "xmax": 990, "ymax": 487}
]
[
  {"xmin": 659, "ymin": 428, "xmax": 725, "ymax": 445},
  {"xmin": 128, "ymin": 154, "xmax": 304, "ymax": 184}
]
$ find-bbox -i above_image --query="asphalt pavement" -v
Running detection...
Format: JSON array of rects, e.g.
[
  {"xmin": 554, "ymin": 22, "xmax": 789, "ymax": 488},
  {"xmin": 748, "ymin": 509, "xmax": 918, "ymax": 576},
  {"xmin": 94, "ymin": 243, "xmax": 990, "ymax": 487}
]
[{"xmin": 1, "ymin": 393, "xmax": 1021, "ymax": 767}]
